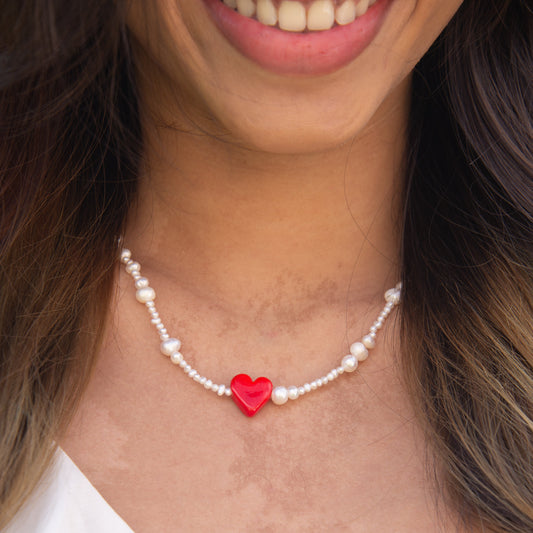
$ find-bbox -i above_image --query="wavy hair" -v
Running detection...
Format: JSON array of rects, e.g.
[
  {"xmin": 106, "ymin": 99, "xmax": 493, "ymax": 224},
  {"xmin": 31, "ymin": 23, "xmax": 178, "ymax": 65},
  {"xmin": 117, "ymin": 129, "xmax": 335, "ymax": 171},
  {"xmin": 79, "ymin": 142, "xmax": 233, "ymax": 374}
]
[{"xmin": 1, "ymin": 0, "xmax": 532, "ymax": 530}]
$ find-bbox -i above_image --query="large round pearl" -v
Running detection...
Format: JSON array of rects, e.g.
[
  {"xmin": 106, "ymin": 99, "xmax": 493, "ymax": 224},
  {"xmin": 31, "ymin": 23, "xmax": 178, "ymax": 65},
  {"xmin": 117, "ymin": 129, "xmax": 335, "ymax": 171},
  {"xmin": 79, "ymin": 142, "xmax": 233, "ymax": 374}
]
[
  {"xmin": 160, "ymin": 338, "xmax": 182, "ymax": 356},
  {"xmin": 136, "ymin": 287, "xmax": 155, "ymax": 303},
  {"xmin": 271, "ymin": 386, "xmax": 289, "ymax": 405},
  {"xmin": 341, "ymin": 354, "xmax": 358, "ymax": 372},
  {"xmin": 350, "ymin": 341, "xmax": 369, "ymax": 361}
]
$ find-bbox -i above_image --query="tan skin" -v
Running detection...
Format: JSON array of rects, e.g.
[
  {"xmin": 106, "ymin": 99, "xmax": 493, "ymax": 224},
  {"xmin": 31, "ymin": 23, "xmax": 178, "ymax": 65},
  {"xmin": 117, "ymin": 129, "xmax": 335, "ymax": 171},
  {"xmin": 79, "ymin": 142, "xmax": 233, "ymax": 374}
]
[{"xmin": 60, "ymin": 0, "xmax": 468, "ymax": 531}]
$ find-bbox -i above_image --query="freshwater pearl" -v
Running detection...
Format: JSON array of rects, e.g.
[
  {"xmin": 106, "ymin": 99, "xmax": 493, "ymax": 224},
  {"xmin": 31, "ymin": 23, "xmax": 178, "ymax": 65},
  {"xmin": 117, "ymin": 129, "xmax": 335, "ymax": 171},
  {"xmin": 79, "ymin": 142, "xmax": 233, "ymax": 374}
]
[
  {"xmin": 136, "ymin": 287, "xmax": 155, "ymax": 303},
  {"xmin": 341, "ymin": 354, "xmax": 358, "ymax": 372},
  {"xmin": 362, "ymin": 334, "xmax": 376, "ymax": 349},
  {"xmin": 272, "ymin": 386, "xmax": 289, "ymax": 405},
  {"xmin": 170, "ymin": 352, "xmax": 183, "ymax": 365},
  {"xmin": 350, "ymin": 342, "xmax": 369, "ymax": 361},
  {"xmin": 120, "ymin": 249, "xmax": 131, "ymax": 263},
  {"xmin": 125, "ymin": 261, "xmax": 140, "ymax": 274},
  {"xmin": 288, "ymin": 386, "xmax": 299, "ymax": 400},
  {"xmin": 135, "ymin": 277, "xmax": 149, "ymax": 289},
  {"xmin": 161, "ymin": 338, "xmax": 182, "ymax": 356}
]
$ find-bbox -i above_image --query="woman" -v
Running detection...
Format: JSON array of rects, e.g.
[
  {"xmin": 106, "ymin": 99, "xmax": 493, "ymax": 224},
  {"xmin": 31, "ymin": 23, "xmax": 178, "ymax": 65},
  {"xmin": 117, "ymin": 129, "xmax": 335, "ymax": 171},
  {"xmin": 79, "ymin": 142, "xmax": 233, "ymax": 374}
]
[{"xmin": 1, "ymin": 0, "xmax": 531, "ymax": 531}]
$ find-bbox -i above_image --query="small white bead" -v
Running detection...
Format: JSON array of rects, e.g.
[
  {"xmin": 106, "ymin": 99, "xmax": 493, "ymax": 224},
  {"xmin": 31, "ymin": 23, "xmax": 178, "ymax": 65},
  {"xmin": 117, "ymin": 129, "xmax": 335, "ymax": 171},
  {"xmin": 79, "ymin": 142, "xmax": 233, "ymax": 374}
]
[
  {"xmin": 298, "ymin": 386, "xmax": 306, "ymax": 396},
  {"xmin": 217, "ymin": 385, "xmax": 226, "ymax": 396},
  {"xmin": 156, "ymin": 324, "xmax": 165, "ymax": 331},
  {"xmin": 271, "ymin": 386, "xmax": 289, "ymax": 405},
  {"xmin": 304, "ymin": 383, "xmax": 311, "ymax": 393},
  {"xmin": 125, "ymin": 261, "xmax": 140, "ymax": 274},
  {"xmin": 288, "ymin": 386, "xmax": 299, "ymax": 400},
  {"xmin": 149, "ymin": 311, "xmax": 159, "ymax": 318},
  {"xmin": 179, "ymin": 360, "xmax": 187, "ymax": 368},
  {"xmin": 135, "ymin": 277, "xmax": 150, "ymax": 289},
  {"xmin": 341, "ymin": 354, "xmax": 358, "ymax": 372},
  {"xmin": 120, "ymin": 249, "xmax": 131, "ymax": 263},
  {"xmin": 160, "ymin": 333, "xmax": 170, "ymax": 342},
  {"xmin": 194, "ymin": 374, "xmax": 202, "ymax": 382},
  {"xmin": 375, "ymin": 318, "xmax": 384, "ymax": 327},
  {"xmin": 200, "ymin": 376, "xmax": 207, "ymax": 385},
  {"xmin": 327, "ymin": 372, "xmax": 334, "ymax": 381},
  {"xmin": 170, "ymin": 352, "xmax": 183, "ymax": 365},
  {"xmin": 188, "ymin": 369, "xmax": 197, "ymax": 378},
  {"xmin": 225, "ymin": 388, "xmax": 232, "ymax": 397},
  {"xmin": 316, "ymin": 379, "xmax": 323, "ymax": 387},
  {"xmin": 160, "ymin": 338, "xmax": 182, "ymax": 356},
  {"xmin": 337, "ymin": 366, "xmax": 344, "ymax": 374},
  {"xmin": 331, "ymin": 368, "xmax": 338, "ymax": 378},
  {"xmin": 310, "ymin": 381, "xmax": 318, "ymax": 390},
  {"xmin": 204, "ymin": 379, "xmax": 213, "ymax": 389},
  {"xmin": 136, "ymin": 287, "xmax": 156, "ymax": 303},
  {"xmin": 362, "ymin": 334, "xmax": 376, "ymax": 349},
  {"xmin": 151, "ymin": 317, "xmax": 162, "ymax": 325},
  {"xmin": 146, "ymin": 301, "xmax": 155, "ymax": 308},
  {"xmin": 320, "ymin": 377, "xmax": 328, "ymax": 386},
  {"xmin": 370, "ymin": 326, "xmax": 377, "ymax": 334},
  {"xmin": 183, "ymin": 364, "xmax": 192, "ymax": 373},
  {"xmin": 211, "ymin": 384, "xmax": 219, "ymax": 393}
]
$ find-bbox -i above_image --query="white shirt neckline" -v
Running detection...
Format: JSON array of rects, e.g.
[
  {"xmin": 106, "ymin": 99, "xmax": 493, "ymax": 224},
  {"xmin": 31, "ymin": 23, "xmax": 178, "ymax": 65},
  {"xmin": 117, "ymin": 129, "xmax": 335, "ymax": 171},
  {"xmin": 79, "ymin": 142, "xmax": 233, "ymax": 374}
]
[{"xmin": 4, "ymin": 448, "xmax": 134, "ymax": 533}]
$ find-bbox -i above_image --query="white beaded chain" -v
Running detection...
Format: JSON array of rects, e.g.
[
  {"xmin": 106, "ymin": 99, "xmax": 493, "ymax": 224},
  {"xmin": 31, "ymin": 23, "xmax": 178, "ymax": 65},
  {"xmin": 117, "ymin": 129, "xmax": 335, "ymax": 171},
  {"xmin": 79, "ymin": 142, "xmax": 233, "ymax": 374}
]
[{"xmin": 121, "ymin": 248, "xmax": 401, "ymax": 413}]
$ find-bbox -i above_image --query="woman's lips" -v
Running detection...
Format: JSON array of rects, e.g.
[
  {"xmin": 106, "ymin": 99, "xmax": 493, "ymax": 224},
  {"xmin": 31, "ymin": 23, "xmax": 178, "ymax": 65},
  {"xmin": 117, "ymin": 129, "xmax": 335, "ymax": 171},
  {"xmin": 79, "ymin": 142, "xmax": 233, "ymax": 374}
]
[{"xmin": 202, "ymin": 0, "xmax": 393, "ymax": 76}]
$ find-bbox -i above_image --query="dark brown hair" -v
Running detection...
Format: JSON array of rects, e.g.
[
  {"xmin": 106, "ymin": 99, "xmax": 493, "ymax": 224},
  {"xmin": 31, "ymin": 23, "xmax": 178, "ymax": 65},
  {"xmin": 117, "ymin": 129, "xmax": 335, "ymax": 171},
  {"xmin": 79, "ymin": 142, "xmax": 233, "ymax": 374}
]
[{"xmin": 1, "ymin": 0, "xmax": 532, "ymax": 531}]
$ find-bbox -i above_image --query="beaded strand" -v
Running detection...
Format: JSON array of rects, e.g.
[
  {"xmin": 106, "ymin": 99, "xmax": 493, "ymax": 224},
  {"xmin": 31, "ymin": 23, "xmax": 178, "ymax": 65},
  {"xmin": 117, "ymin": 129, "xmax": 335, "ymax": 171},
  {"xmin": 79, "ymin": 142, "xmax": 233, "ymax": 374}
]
[{"xmin": 121, "ymin": 248, "xmax": 401, "ymax": 414}]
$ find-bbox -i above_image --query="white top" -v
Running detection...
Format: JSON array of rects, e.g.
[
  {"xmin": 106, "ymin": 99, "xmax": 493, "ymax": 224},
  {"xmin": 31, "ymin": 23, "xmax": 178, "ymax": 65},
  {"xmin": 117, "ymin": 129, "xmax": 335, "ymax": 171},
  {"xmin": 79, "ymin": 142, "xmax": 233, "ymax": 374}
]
[{"xmin": 4, "ymin": 449, "xmax": 133, "ymax": 533}]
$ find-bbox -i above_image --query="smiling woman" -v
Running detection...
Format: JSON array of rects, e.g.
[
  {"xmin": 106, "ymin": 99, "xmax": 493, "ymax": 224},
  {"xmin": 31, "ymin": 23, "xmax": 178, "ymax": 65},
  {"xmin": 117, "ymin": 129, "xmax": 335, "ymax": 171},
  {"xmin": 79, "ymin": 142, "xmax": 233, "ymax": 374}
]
[{"xmin": 0, "ymin": 0, "xmax": 532, "ymax": 532}]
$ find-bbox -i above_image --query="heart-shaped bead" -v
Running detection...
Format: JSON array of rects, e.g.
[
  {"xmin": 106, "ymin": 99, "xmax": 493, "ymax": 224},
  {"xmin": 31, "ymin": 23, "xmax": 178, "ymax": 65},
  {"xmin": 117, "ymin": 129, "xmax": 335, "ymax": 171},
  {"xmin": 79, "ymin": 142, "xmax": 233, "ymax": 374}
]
[{"xmin": 230, "ymin": 374, "xmax": 273, "ymax": 417}]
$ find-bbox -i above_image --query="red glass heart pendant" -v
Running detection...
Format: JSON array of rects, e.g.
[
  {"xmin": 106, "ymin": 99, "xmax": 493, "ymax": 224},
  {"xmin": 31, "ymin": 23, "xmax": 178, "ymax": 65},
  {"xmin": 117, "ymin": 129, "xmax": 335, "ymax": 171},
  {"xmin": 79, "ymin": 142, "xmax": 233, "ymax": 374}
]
[{"xmin": 230, "ymin": 374, "xmax": 273, "ymax": 417}]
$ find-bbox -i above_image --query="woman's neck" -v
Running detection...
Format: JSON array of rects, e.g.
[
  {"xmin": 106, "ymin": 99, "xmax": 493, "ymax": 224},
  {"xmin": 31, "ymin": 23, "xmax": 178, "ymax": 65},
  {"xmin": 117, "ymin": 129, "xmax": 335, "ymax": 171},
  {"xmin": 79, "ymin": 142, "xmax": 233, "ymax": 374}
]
[{"xmin": 125, "ymin": 77, "xmax": 409, "ymax": 316}]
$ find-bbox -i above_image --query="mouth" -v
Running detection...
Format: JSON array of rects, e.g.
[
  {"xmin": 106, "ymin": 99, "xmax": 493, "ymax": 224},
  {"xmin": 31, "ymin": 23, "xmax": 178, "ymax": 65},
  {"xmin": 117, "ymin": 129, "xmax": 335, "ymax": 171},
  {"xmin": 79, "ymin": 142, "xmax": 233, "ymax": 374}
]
[
  {"xmin": 203, "ymin": 0, "xmax": 392, "ymax": 76},
  {"xmin": 221, "ymin": 0, "xmax": 378, "ymax": 33}
]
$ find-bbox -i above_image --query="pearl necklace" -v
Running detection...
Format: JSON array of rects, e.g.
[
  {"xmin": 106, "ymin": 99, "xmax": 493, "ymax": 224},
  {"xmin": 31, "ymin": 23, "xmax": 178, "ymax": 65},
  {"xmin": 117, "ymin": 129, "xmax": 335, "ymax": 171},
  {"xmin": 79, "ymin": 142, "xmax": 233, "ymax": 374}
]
[{"xmin": 121, "ymin": 248, "xmax": 401, "ymax": 417}]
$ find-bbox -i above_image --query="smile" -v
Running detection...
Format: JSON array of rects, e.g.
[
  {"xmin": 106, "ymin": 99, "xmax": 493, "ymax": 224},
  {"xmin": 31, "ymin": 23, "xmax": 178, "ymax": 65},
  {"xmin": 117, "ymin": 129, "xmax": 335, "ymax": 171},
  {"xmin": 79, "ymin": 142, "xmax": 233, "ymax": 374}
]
[
  {"xmin": 203, "ymin": 0, "xmax": 392, "ymax": 76},
  {"xmin": 221, "ymin": 0, "xmax": 379, "ymax": 33}
]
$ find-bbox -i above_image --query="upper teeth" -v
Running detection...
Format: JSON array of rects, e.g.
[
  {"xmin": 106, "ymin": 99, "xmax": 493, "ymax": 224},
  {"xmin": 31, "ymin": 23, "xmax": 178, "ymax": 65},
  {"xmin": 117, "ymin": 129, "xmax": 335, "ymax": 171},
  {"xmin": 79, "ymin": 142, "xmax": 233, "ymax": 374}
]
[{"xmin": 223, "ymin": 0, "xmax": 378, "ymax": 32}]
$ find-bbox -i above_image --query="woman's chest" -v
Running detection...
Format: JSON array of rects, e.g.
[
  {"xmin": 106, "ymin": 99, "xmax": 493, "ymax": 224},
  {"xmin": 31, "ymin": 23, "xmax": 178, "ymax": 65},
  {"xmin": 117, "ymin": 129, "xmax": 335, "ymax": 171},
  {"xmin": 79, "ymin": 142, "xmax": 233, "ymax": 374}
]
[{"xmin": 60, "ymin": 359, "xmax": 456, "ymax": 532}]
